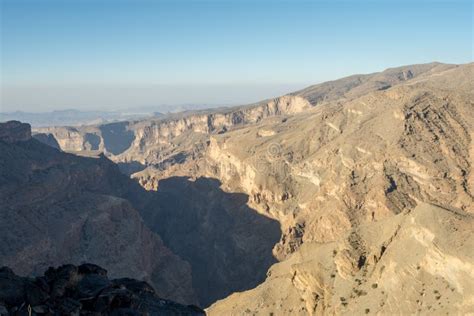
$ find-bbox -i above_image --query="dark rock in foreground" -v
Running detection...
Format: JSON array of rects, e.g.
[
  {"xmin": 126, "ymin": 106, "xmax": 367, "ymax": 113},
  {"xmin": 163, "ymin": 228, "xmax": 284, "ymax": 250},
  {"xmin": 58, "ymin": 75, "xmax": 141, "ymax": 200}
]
[
  {"xmin": 0, "ymin": 121, "xmax": 31, "ymax": 143},
  {"xmin": 0, "ymin": 263, "xmax": 205, "ymax": 315}
]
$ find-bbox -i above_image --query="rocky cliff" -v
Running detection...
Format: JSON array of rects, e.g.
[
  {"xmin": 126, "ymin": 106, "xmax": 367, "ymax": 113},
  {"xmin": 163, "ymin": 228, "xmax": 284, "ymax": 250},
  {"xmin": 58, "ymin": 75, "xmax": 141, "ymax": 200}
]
[
  {"xmin": 129, "ymin": 63, "xmax": 473, "ymax": 260},
  {"xmin": 205, "ymin": 64, "xmax": 474, "ymax": 314},
  {"xmin": 202, "ymin": 63, "xmax": 473, "ymax": 260},
  {"xmin": 33, "ymin": 63, "xmax": 446, "ymax": 167},
  {"xmin": 0, "ymin": 263, "xmax": 205, "ymax": 315},
  {"xmin": 208, "ymin": 203, "xmax": 474, "ymax": 315}
]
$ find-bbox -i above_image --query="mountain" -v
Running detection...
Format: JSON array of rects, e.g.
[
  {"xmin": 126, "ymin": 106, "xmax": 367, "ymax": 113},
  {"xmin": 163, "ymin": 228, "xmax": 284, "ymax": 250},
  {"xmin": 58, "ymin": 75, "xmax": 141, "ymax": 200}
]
[
  {"xmin": 31, "ymin": 62, "xmax": 454, "ymax": 165},
  {"xmin": 0, "ymin": 110, "xmax": 160, "ymax": 128},
  {"xmin": 0, "ymin": 104, "xmax": 229, "ymax": 128},
  {"xmin": 203, "ymin": 63, "xmax": 474, "ymax": 314},
  {"xmin": 3, "ymin": 62, "xmax": 473, "ymax": 314}
]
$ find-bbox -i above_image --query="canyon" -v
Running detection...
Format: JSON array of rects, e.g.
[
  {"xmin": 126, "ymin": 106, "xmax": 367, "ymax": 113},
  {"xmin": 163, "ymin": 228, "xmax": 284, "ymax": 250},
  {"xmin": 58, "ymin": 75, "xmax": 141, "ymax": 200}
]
[
  {"xmin": 1, "ymin": 62, "xmax": 473, "ymax": 314},
  {"xmin": 0, "ymin": 121, "xmax": 280, "ymax": 310}
]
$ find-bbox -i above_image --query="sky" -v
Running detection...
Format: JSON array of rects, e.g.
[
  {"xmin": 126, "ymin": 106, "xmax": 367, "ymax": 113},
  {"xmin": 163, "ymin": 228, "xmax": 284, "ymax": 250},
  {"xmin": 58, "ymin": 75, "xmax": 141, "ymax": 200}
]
[{"xmin": 0, "ymin": 0, "xmax": 472, "ymax": 112}]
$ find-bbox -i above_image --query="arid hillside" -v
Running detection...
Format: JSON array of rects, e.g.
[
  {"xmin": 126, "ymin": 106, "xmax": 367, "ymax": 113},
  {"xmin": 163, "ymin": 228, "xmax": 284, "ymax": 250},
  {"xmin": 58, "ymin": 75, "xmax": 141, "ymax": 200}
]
[
  {"xmin": 204, "ymin": 63, "xmax": 474, "ymax": 314},
  {"xmin": 16, "ymin": 62, "xmax": 474, "ymax": 314}
]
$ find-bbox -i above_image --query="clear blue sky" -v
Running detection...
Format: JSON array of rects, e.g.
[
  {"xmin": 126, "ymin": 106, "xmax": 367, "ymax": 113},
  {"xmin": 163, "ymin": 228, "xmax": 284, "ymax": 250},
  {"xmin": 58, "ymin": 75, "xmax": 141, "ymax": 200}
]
[{"xmin": 1, "ymin": 0, "xmax": 472, "ymax": 112}]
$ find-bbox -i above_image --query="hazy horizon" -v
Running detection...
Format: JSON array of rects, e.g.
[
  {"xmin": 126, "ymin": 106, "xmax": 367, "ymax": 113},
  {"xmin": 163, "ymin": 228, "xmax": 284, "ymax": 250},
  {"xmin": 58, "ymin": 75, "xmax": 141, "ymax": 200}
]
[
  {"xmin": 1, "ymin": 0, "xmax": 472, "ymax": 112},
  {"xmin": 0, "ymin": 83, "xmax": 309, "ymax": 113}
]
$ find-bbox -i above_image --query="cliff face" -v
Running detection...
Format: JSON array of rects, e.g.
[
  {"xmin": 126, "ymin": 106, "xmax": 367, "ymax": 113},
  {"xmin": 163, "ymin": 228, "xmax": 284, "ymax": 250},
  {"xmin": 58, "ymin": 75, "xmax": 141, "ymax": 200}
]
[
  {"xmin": 208, "ymin": 203, "xmax": 474, "ymax": 315},
  {"xmin": 202, "ymin": 64, "xmax": 473, "ymax": 260},
  {"xmin": 33, "ymin": 63, "xmax": 450, "ymax": 170},
  {"xmin": 32, "ymin": 95, "xmax": 311, "ymax": 166},
  {"xmin": 205, "ymin": 64, "xmax": 474, "ymax": 314}
]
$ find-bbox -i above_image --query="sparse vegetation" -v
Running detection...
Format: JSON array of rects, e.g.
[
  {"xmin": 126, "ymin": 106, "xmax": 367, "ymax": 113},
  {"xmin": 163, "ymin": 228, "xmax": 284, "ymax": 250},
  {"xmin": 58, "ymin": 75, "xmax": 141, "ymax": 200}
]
[{"xmin": 354, "ymin": 289, "xmax": 368, "ymax": 296}]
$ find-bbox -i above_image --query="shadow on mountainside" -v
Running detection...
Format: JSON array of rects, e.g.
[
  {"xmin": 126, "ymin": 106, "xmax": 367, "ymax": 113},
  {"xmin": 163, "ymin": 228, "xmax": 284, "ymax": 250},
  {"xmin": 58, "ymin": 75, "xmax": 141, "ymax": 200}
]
[
  {"xmin": 99, "ymin": 121, "xmax": 135, "ymax": 155},
  {"xmin": 1, "ymin": 129, "xmax": 281, "ymax": 308},
  {"xmin": 142, "ymin": 176, "xmax": 281, "ymax": 308},
  {"xmin": 32, "ymin": 133, "xmax": 61, "ymax": 150},
  {"xmin": 117, "ymin": 161, "xmax": 147, "ymax": 175}
]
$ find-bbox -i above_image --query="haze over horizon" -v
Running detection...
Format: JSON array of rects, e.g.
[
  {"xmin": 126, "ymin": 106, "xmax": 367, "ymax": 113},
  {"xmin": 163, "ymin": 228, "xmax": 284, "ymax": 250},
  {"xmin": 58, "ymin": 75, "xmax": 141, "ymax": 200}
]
[{"xmin": 1, "ymin": 0, "xmax": 472, "ymax": 112}]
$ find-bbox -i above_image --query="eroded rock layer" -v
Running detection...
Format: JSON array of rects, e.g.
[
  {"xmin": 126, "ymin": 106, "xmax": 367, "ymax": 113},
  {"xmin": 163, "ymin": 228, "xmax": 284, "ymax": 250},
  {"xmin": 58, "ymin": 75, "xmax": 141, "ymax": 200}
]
[{"xmin": 208, "ymin": 203, "xmax": 474, "ymax": 315}]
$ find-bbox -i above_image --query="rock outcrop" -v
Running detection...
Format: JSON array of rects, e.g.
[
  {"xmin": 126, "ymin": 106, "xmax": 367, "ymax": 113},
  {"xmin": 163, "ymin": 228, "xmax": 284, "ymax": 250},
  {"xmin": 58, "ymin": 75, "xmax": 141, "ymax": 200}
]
[
  {"xmin": 207, "ymin": 203, "xmax": 474, "ymax": 315},
  {"xmin": 0, "ymin": 263, "xmax": 205, "ymax": 315},
  {"xmin": 0, "ymin": 121, "xmax": 31, "ymax": 143}
]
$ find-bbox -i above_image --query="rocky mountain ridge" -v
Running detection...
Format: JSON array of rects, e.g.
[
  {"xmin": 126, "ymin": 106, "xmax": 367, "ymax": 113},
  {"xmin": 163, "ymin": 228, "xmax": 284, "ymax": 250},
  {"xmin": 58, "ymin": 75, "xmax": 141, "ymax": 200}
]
[
  {"xmin": 4, "ymin": 62, "xmax": 473, "ymax": 314},
  {"xmin": 203, "ymin": 63, "xmax": 474, "ymax": 314},
  {"xmin": 128, "ymin": 63, "xmax": 473, "ymax": 263},
  {"xmin": 33, "ymin": 63, "xmax": 449, "ymax": 167},
  {"xmin": 201, "ymin": 63, "xmax": 473, "ymax": 260}
]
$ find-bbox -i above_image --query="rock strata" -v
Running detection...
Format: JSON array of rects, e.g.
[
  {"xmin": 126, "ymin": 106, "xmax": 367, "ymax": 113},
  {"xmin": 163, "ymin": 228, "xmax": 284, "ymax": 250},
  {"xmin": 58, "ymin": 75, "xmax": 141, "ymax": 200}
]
[{"xmin": 207, "ymin": 203, "xmax": 474, "ymax": 315}]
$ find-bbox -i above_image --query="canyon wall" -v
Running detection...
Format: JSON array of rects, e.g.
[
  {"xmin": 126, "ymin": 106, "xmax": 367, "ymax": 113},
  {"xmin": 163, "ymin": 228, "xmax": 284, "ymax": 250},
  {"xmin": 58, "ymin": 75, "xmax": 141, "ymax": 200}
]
[{"xmin": 0, "ymin": 121, "xmax": 197, "ymax": 305}]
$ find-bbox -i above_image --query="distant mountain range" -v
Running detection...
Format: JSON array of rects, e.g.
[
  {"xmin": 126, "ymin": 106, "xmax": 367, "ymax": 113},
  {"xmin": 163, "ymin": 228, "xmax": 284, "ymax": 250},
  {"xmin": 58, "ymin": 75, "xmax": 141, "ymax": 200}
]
[
  {"xmin": 0, "ymin": 109, "xmax": 158, "ymax": 127},
  {"xmin": 0, "ymin": 104, "xmax": 231, "ymax": 128}
]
